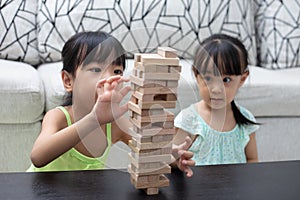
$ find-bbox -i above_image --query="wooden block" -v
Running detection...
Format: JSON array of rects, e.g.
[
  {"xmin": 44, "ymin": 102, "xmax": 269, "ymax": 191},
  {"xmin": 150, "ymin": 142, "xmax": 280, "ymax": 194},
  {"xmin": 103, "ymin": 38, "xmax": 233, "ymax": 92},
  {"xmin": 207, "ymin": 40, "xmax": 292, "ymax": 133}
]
[
  {"xmin": 129, "ymin": 152, "xmax": 172, "ymax": 163},
  {"xmin": 129, "ymin": 97, "xmax": 177, "ymax": 110},
  {"xmin": 134, "ymin": 62, "xmax": 157, "ymax": 72},
  {"xmin": 139, "ymin": 71, "xmax": 180, "ymax": 81},
  {"xmin": 169, "ymin": 65, "xmax": 182, "ymax": 73},
  {"xmin": 139, "ymin": 53, "xmax": 179, "ymax": 66},
  {"xmin": 129, "ymin": 138, "xmax": 172, "ymax": 150},
  {"xmin": 134, "ymin": 53, "xmax": 142, "ymax": 63},
  {"xmin": 145, "ymin": 187, "xmax": 159, "ymax": 195},
  {"xmin": 157, "ymin": 47, "xmax": 177, "ymax": 58},
  {"xmin": 130, "ymin": 147, "xmax": 172, "ymax": 157},
  {"xmin": 166, "ymin": 80, "xmax": 179, "ymax": 87},
  {"xmin": 129, "ymin": 169, "xmax": 160, "ymax": 184},
  {"xmin": 156, "ymin": 66, "xmax": 169, "ymax": 73},
  {"xmin": 129, "ymin": 117, "xmax": 174, "ymax": 129},
  {"xmin": 132, "ymin": 126, "xmax": 175, "ymax": 137},
  {"xmin": 130, "ymin": 174, "xmax": 169, "ymax": 189},
  {"xmin": 135, "ymin": 63, "xmax": 181, "ymax": 73},
  {"xmin": 130, "ymin": 107, "xmax": 174, "ymax": 122},
  {"xmin": 131, "ymin": 131, "xmax": 174, "ymax": 144},
  {"xmin": 151, "ymin": 134, "xmax": 174, "ymax": 143},
  {"xmin": 131, "ymin": 74, "xmax": 165, "ymax": 87},
  {"xmin": 136, "ymin": 86, "xmax": 177, "ymax": 95},
  {"xmin": 128, "ymin": 164, "xmax": 171, "ymax": 175}
]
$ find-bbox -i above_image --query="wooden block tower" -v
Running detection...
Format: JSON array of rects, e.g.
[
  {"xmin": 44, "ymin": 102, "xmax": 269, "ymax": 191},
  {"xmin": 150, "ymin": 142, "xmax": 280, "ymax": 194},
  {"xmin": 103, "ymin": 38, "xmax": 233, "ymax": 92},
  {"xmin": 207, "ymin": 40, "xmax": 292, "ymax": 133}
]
[{"xmin": 127, "ymin": 47, "xmax": 181, "ymax": 195}]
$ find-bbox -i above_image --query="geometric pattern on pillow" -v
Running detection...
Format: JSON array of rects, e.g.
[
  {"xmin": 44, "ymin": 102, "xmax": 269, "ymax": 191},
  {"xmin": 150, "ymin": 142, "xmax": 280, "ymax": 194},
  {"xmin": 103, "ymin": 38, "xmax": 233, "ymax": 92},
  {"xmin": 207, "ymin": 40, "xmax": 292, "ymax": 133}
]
[
  {"xmin": 37, "ymin": 0, "xmax": 257, "ymax": 65},
  {"xmin": 255, "ymin": 0, "xmax": 300, "ymax": 69},
  {"xmin": 0, "ymin": 0, "xmax": 39, "ymax": 66}
]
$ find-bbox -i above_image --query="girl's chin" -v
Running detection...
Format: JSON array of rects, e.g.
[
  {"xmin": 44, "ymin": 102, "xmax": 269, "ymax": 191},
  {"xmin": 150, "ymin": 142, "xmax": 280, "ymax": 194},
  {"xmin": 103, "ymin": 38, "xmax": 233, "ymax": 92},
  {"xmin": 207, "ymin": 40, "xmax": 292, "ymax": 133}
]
[{"xmin": 209, "ymin": 99, "xmax": 226, "ymax": 109}]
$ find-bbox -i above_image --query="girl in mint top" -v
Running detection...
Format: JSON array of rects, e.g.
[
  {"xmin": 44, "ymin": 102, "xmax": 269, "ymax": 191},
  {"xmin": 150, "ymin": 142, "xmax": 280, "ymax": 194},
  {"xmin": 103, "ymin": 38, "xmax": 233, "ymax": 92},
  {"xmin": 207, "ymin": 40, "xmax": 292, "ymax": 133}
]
[
  {"xmin": 28, "ymin": 31, "xmax": 132, "ymax": 171},
  {"xmin": 173, "ymin": 34, "xmax": 260, "ymax": 166}
]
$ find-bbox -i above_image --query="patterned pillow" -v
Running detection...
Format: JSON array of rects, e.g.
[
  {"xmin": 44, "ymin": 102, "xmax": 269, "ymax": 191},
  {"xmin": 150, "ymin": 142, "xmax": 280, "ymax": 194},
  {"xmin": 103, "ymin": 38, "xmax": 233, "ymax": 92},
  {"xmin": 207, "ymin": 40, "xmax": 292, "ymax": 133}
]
[
  {"xmin": 0, "ymin": 0, "xmax": 39, "ymax": 66},
  {"xmin": 255, "ymin": 0, "xmax": 300, "ymax": 69},
  {"xmin": 37, "ymin": 0, "xmax": 257, "ymax": 65}
]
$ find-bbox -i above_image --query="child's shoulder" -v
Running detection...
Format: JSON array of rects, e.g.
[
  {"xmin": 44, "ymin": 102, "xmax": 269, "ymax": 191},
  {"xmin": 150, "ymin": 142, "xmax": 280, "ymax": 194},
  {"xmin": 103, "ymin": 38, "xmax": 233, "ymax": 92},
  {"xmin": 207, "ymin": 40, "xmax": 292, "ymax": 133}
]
[{"xmin": 43, "ymin": 106, "xmax": 71, "ymax": 128}]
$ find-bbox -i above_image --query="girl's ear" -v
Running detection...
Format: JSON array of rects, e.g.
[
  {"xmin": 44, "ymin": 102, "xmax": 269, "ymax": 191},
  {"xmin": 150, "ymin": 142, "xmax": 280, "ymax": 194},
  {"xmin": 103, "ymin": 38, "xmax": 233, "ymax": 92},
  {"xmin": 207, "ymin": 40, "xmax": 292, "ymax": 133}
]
[
  {"xmin": 239, "ymin": 70, "xmax": 249, "ymax": 87},
  {"xmin": 62, "ymin": 70, "xmax": 74, "ymax": 92}
]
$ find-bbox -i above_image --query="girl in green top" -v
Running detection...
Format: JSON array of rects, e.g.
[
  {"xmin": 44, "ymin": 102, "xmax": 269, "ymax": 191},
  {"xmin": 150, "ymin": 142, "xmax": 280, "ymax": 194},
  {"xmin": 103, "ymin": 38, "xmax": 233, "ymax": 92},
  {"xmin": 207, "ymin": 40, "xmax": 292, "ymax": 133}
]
[{"xmin": 28, "ymin": 31, "xmax": 195, "ymax": 175}]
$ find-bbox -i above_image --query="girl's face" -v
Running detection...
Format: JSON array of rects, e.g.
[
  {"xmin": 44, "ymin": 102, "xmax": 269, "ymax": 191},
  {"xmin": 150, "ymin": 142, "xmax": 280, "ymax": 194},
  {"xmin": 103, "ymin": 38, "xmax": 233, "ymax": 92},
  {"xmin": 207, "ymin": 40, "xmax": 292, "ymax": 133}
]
[
  {"xmin": 71, "ymin": 62, "xmax": 124, "ymax": 118},
  {"xmin": 196, "ymin": 65, "xmax": 248, "ymax": 110}
]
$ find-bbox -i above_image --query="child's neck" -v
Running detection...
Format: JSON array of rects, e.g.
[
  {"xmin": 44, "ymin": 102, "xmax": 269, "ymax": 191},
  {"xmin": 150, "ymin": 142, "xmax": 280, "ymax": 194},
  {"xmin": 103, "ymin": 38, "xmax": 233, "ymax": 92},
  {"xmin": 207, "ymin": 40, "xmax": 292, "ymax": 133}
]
[{"xmin": 197, "ymin": 101, "xmax": 236, "ymax": 132}]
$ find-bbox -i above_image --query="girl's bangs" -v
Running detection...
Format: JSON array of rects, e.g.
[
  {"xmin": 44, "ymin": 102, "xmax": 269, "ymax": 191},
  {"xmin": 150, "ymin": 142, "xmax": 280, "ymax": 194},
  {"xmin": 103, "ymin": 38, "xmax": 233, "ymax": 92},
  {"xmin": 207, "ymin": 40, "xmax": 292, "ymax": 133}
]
[{"xmin": 82, "ymin": 37, "xmax": 126, "ymax": 69}]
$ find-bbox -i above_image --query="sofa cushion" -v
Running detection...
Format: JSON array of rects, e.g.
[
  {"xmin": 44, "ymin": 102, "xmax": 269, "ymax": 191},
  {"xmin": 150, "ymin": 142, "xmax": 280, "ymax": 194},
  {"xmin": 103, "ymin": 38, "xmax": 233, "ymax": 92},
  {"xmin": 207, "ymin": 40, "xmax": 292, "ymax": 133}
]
[
  {"xmin": 0, "ymin": 122, "xmax": 40, "ymax": 172},
  {"xmin": 37, "ymin": 0, "xmax": 257, "ymax": 64},
  {"xmin": 236, "ymin": 66, "xmax": 300, "ymax": 117},
  {"xmin": 255, "ymin": 0, "xmax": 300, "ymax": 69},
  {"xmin": 37, "ymin": 62, "xmax": 65, "ymax": 111},
  {"xmin": 0, "ymin": 0, "xmax": 39, "ymax": 66},
  {"xmin": 0, "ymin": 60, "xmax": 44, "ymax": 123}
]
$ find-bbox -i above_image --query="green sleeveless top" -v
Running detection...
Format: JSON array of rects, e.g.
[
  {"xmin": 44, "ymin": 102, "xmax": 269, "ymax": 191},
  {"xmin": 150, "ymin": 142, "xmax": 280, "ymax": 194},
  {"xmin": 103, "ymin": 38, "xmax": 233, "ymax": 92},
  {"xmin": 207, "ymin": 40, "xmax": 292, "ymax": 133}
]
[{"xmin": 27, "ymin": 106, "xmax": 111, "ymax": 172}]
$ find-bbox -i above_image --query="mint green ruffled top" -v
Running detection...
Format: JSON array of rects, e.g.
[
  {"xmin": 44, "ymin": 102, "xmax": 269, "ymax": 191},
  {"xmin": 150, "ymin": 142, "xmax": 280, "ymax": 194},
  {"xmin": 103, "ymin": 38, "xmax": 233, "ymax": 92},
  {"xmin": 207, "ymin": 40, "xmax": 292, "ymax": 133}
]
[
  {"xmin": 174, "ymin": 104, "xmax": 259, "ymax": 166},
  {"xmin": 27, "ymin": 106, "xmax": 111, "ymax": 172}
]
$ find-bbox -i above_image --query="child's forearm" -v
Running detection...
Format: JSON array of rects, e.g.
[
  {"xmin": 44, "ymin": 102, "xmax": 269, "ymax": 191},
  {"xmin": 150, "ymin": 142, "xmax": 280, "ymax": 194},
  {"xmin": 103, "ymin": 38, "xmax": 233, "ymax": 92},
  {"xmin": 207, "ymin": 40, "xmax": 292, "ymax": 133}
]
[{"xmin": 31, "ymin": 113, "xmax": 101, "ymax": 168}]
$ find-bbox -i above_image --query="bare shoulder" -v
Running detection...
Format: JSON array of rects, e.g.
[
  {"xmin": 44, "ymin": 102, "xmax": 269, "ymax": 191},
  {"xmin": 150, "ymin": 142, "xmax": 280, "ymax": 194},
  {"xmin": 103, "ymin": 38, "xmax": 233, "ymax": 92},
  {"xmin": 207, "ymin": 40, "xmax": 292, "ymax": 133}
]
[{"xmin": 41, "ymin": 107, "xmax": 70, "ymax": 134}]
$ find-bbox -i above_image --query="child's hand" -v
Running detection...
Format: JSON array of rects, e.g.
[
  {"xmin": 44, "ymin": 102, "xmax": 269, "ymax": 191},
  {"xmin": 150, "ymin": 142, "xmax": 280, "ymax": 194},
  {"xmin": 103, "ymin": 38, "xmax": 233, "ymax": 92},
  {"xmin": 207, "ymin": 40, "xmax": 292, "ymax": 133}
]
[
  {"xmin": 172, "ymin": 136, "xmax": 195, "ymax": 177},
  {"xmin": 93, "ymin": 75, "xmax": 131, "ymax": 124}
]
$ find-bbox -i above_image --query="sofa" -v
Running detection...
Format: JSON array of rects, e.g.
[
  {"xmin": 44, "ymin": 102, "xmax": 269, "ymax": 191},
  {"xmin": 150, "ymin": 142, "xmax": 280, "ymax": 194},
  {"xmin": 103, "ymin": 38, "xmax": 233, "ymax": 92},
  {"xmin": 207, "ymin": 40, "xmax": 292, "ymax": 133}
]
[{"xmin": 1, "ymin": 0, "xmax": 300, "ymax": 172}]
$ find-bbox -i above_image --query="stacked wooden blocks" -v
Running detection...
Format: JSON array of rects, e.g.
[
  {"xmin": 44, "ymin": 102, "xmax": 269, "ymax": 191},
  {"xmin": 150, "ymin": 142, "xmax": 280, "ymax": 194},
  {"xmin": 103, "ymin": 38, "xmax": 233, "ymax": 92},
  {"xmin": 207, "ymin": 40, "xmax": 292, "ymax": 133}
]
[{"xmin": 127, "ymin": 47, "xmax": 181, "ymax": 195}]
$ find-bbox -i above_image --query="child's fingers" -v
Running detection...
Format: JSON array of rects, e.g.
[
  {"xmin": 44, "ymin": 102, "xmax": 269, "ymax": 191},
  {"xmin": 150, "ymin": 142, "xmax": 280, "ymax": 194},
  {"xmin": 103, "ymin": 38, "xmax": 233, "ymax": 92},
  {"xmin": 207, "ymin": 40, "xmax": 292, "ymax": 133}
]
[
  {"xmin": 183, "ymin": 167, "xmax": 193, "ymax": 178},
  {"xmin": 96, "ymin": 78, "xmax": 107, "ymax": 88},
  {"xmin": 182, "ymin": 136, "xmax": 192, "ymax": 150},
  {"xmin": 117, "ymin": 77, "xmax": 130, "ymax": 83},
  {"xmin": 178, "ymin": 150, "xmax": 194, "ymax": 160},
  {"xmin": 119, "ymin": 86, "xmax": 131, "ymax": 97},
  {"xmin": 181, "ymin": 158, "xmax": 195, "ymax": 167},
  {"xmin": 175, "ymin": 136, "xmax": 192, "ymax": 154},
  {"xmin": 106, "ymin": 75, "xmax": 122, "ymax": 84}
]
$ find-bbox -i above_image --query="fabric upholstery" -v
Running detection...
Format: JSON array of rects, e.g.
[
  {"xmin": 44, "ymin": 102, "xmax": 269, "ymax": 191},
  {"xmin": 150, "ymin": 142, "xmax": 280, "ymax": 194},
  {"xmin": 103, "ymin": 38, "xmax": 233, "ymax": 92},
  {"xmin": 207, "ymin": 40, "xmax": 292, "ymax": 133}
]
[
  {"xmin": 0, "ymin": 0, "xmax": 39, "ymax": 65},
  {"xmin": 0, "ymin": 60, "xmax": 44, "ymax": 123},
  {"xmin": 37, "ymin": 0, "xmax": 257, "ymax": 64},
  {"xmin": 37, "ymin": 62, "xmax": 65, "ymax": 111},
  {"xmin": 255, "ymin": 0, "xmax": 300, "ymax": 69},
  {"xmin": 0, "ymin": 123, "xmax": 40, "ymax": 172}
]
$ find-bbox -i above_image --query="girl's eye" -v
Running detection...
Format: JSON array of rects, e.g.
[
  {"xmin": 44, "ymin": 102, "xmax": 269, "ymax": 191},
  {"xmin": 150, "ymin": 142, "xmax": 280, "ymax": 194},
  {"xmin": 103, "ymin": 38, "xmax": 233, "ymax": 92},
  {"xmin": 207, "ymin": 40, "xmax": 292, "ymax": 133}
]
[
  {"xmin": 114, "ymin": 69, "xmax": 123, "ymax": 75},
  {"xmin": 223, "ymin": 77, "xmax": 231, "ymax": 83},
  {"xmin": 204, "ymin": 76, "xmax": 212, "ymax": 82},
  {"xmin": 90, "ymin": 68, "xmax": 102, "ymax": 73}
]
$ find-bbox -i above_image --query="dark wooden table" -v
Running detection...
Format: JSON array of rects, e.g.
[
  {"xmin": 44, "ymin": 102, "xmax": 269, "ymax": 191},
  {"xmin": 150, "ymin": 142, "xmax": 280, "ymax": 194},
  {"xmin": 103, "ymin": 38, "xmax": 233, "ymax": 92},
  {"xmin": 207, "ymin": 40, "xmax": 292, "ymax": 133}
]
[{"xmin": 0, "ymin": 160, "xmax": 300, "ymax": 200}]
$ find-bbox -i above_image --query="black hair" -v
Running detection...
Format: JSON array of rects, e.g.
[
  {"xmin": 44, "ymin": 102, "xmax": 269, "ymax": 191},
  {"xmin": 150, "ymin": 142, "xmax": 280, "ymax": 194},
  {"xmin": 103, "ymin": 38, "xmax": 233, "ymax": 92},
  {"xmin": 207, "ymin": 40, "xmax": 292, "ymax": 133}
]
[
  {"xmin": 193, "ymin": 33, "xmax": 259, "ymax": 126},
  {"xmin": 61, "ymin": 31, "xmax": 126, "ymax": 106}
]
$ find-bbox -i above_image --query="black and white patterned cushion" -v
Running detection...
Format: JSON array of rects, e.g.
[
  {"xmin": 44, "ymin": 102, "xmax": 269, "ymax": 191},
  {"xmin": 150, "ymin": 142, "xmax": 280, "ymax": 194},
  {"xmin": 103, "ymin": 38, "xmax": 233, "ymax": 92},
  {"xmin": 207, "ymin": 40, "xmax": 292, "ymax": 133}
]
[
  {"xmin": 0, "ymin": 0, "xmax": 39, "ymax": 66},
  {"xmin": 37, "ymin": 0, "xmax": 257, "ymax": 65},
  {"xmin": 255, "ymin": 0, "xmax": 300, "ymax": 69}
]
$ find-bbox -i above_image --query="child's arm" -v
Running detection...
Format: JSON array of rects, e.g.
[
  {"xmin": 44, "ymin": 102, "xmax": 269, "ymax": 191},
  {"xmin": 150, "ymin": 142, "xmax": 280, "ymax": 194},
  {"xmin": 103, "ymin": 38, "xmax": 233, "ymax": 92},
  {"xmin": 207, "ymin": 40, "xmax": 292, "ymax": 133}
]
[
  {"xmin": 245, "ymin": 133, "xmax": 258, "ymax": 163},
  {"xmin": 30, "ymin": 76, "xmax": 131, "ymax": 168},
  {"xmin": 30, "ymin": 108, "xmax": 100, "ymax": 168}
]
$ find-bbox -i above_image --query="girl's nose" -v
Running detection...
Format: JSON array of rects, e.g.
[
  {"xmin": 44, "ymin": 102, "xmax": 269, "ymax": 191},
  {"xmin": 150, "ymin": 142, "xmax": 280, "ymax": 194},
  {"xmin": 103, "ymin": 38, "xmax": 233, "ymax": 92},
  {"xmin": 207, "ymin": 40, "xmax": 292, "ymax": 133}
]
[{"xmin": 210, "ymin": 82, "xmax": 223, "ymax": 94}]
